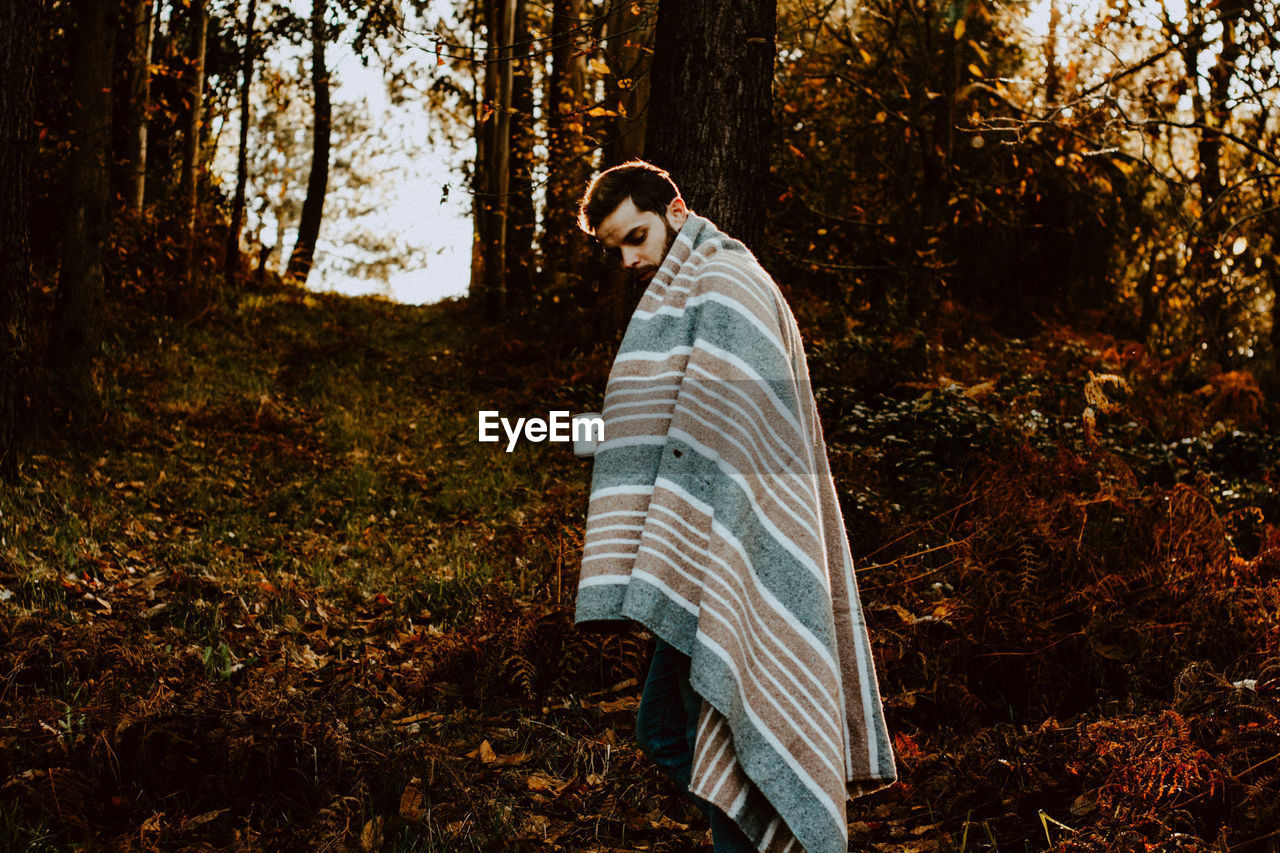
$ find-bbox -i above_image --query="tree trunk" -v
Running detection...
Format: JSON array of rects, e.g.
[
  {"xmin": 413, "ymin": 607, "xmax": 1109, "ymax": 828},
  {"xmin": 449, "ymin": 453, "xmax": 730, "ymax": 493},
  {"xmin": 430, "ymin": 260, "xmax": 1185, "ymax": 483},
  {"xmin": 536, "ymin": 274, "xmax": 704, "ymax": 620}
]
[
  {"xmin": 1045, "ymin": 0, "xmax": 1059, "ymax": 103},
  {"xmin": 505, "ymin": 0, "xmax": 536, "ymax": 301},
  {"xmin": 122, "ymin": 0, "xmax": 153, "ymax": 212},
  {"xmin": 643, "ymin": 0, "xmax": 776, "ymax": 249},
  {"xmin": 601, "ymin": 0, "xmax": 656, "ymax": 331},
  {"xmin": 470, "ymin": 0, "xmax": 497, "ymax": 305},
  {"xmin": 603, "ymin": 0, "xmax": 653, "ymax": 166},
  {"xmin": 542, "ymin": 0, "xmax": 589, "ymax": 292},
  {"xmin": 51, "ymin": 0, "xmax": 118, "ymax": 413},
  {"xmin": 226, "ymin": 0, "xmax": 258, "ymax": 287},
  {"xmin": 178, "ymin": 0, "xmax": 207, "ymax": 285},
  {"xmin": 488, "ymin": 0, "xmax": 517, "ymax": 310},
  {"xmin": 286, "ymin": 0, "xmax": 331, "ymax": 284},
  {"xmin": 1, "ymin": 0, "xmax": 39, "ymax": 477}
]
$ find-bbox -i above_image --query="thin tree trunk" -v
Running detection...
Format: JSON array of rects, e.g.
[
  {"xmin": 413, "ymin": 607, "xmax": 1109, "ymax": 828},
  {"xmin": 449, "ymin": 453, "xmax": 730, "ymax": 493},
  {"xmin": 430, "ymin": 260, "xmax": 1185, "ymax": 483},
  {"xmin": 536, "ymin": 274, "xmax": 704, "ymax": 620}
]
[
  {"xmin": 644, "ymin": 0, "xmax": 775, "ymax": 249},
  {"xmin": 286, "ymin": 0, "xmax": 331, "ymax": 284},
  {"xmin": 51, "ymin": 0, "xmax": 118, "ymax": 412},
  {"xmin": 178, "ymin": 0, "xmax": 207, "ymax": 285},
  {"xmin": 602, "ymin": 0, "xmax": 655, "ymax": 331},
  {"xmin": 1, "ymin": 0, "xmax": 39, "ymax": 477},
  {"xmin": 543, "ymin": 0, "xmax": 589, "ymax": 288},
  {"xmin": 123, "ymin": 0, "xmax": 154, "ymax": 212},
  {"xmin": 226, "ymin": 0, "xmax": 258, "ymax": 287},
  {"xmin": 470, "ymin": 0, "xmax": 497, "ymax": 304},
  {"xmin": 604, "ymin": 0, "xmax": 653, "ymax": 166},
  {"xmin": 505, "ymin": 0, "xmax": 536, "ymax": 301},
  {"xmin": 488, "ymin": 0, "xmax": 517, "ymax": 311},
  {"xmin": 1045, "ymin": 0, "xmax": 1059, "ymax": 103}
]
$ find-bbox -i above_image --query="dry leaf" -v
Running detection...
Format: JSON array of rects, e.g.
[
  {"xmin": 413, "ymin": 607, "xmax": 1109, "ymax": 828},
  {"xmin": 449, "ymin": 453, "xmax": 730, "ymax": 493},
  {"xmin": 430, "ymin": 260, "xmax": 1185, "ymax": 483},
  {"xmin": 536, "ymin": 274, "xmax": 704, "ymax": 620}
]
[
  {"xmin": 399, "ymin": 778, "xmax": 427, "ymax": 822},
  {"xmin": 526, "ymin": 771, "xmax": 573, "ymax": 795},
  {"xmin": 466, "ymin": 739, "xmax": 498, "ymax": 764},
  {"xmin": 360, "ymin": 816, "xmax": 385, "ymax": 852}
]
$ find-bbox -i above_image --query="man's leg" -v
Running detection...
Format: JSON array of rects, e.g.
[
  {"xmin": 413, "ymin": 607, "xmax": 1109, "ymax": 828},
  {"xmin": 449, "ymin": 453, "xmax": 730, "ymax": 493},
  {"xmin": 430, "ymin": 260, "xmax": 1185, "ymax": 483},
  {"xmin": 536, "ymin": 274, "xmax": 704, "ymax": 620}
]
[
  {"xmin": 637, "ymin": 638, "xmax": 758, "ymax": 853},
  {"xmin": 635, "ymin": 637, "xmax": 696, "ymax": 791}
]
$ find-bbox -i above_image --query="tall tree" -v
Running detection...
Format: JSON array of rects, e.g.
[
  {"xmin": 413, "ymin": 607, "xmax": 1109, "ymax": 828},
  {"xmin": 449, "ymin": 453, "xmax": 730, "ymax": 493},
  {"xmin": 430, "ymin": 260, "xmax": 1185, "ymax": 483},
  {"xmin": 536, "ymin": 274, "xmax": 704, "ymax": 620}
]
[
  {"xmin": 542, "ymin": 0, "xmax": 590, "ymax": 289},
  {"xmin": 122, "ymin": 0, "xmax": 154, "ymax": 212},
  {"xmin": 50, "ymin": 0, "xmax": 118, "ymax": 410},
  {"xmin": 226, "ymin": 0, "xmax": 259, "ymax": 287},
  {"xmin": 505, "ymin": 0, "xmax": 537, "ymax": 300},
  {"xmin": 1, "ymin": 0, "xmax": 39, "ymax": 476},
  {"xmin": 470, "ymin": 0, "xmax": 517, "ymax": 311},
  {"xmin": 603, "ymin": 0, "xmax": 652, "ymax": 166},
  {"xmin": 644, "ymin": 0, "xmax": 776, "ymax": 248},
  {"xmin": 178, "ymin": 0, "xmax": 208, "ymax": 285},
  {"xmin": 286, "ymin": 0, "xmax": 331, "ymax": 284}
]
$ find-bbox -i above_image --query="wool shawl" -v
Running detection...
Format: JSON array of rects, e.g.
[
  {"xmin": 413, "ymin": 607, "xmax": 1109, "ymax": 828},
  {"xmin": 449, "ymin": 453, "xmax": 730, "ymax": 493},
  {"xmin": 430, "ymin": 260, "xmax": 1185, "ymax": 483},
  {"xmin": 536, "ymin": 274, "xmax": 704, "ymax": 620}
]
[{"xmin": 576, "ymin": 213, "xmax": 897, "ymax": 853}]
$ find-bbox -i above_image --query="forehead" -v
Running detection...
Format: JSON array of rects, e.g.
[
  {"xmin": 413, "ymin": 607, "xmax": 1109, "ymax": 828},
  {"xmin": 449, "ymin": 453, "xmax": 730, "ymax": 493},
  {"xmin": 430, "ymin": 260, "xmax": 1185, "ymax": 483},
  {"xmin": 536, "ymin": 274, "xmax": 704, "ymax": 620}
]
[{"xmin": 596, "ymin": 197, "xmax": 660, "ymax": 246}]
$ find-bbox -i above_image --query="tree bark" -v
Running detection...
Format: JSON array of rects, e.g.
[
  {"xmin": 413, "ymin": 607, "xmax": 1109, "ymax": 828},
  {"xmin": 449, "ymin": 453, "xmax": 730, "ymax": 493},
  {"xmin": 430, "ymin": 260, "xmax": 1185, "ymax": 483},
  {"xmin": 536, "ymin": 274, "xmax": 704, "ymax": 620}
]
[
  {"xmin": 122, "ymin": 0, "xmax": 154, "ymax": 212},
  {"xmin": 1045, "ymin": 0, "xmax": 1060, "ymax": 103},
  {"xmin": 51, "ymin": 0, "xmax": 118, "ymax": 412},
  {"xmin": 226, "ymin": 0, "xmax": 258, "ymax": 287},
  {"xmin": 542, "ymin": 0, "xmax": 589, "ymax": 290},
  {"xmin": 505, "ymin": 0, "xmax": 536, "ymax": 300},
  {"xmin": 178, "ymin": 0, "xmax": 207, "ymax": 285},
  {"xmin": 603, "ymin": 0, "xmax": 653, "ymax": 166},
  {"xmin": 601, "ymin": 0, "xmax": 656, "ymax": 331},
  {"xmin": 488, "ymin": 0, "xmax": 517, "ymax": 310},
  {"xmin": 643, "ymin": 0, "xmax": 776, "ymax": 249},
  {"xmin": 286, "ymin": 0, "xmax": 331, "ymax": 284},
  {"xmin": 470, "ymin": 0, "xmax": 497, "ymax": 305},
  {"xmin": 1, "ymin": 0, "xmax": 39, "ymax": 477}
]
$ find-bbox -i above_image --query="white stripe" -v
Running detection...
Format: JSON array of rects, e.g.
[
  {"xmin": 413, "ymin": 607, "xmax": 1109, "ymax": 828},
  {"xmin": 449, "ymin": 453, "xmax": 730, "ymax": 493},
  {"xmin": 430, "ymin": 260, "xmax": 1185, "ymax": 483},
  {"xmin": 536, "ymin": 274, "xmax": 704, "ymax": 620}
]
[
  {"xmin": 581, "ymin": 551, "xmax": 643, "ymax": 563},
  {"xmin": 588, "ymin": 517, "xmax": 650, "ymax": 532},
  {"xmin": 589, "ymin": 485, "xmax": 654, "ymax": 499},
  {"xmin": 683, "ymin": 358, "xmax": 809, "ymax": 473},
  {"xmin": 637, "ymin": 527, "xmax": 843, "ymax": 759},
  {"xmin": 630, "ymin": 569, "xmax": 698, "ymax": 615},
  {"xmin": 693, "ymin": 632, "xmax": 845, "ymax": 824},
  {"xmin": 759, "ymin": 817, "xmax": 779, "ymax": 848},
  {"xmin": 705, "ymin": 737, "xmax": 736, "ymax": 801},
  {"xmin": 636, "ymin": 291, "xmax": 788, "ymax": 363},
  {"xmin": 694, "ymin": 712, "xmax": 724, "ymax": 769},
  {"xmin": 655, "ymin": 478, "xmax": 839, "ymax": 676},
  {"xmin": 577, "ymin": 574, "xmax": 629, "ymax": 588},
  {"xmin": 613, "ymin": 347, "xmax": 693, "ymax": 364},
  {"xmin": 584, "ymin": 537, "xmax": 645, "ymax": 548},
  {"xmin": 642, "ymin": 510, "xmax": 840, "ymax": 732},
  {"xmin": 598, "ymin": 435, "xmax": 668, "ymax": 451},
  {"xmin": 658, "ymin": 440, "xmax": 824, "ymax": 584},
  {"xmin": 694, "ymin": 339, "xmax": 804, "ymax": 436},
  {"xmin": 728, "ymin": 784, "xmax": 749, "ymax": 818}
]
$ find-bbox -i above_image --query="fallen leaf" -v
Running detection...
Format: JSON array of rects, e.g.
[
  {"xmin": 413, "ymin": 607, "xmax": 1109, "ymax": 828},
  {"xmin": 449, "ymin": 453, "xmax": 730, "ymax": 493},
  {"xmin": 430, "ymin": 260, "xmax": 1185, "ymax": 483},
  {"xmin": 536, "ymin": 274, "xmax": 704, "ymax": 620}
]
[
  {"xmin": 400, "ymin": 778, "xmax": 427, "ymax": 822},
  {"xmin": 360, "ymin": 816, "xmax": 385, "ymax": 851},
  {"xmin": 466, "ymin": 739, "xmax": 498, "ymax": 764},
  {"xmin": 526, "ymin": 771, "xmax": 573, "ymax": 795}
]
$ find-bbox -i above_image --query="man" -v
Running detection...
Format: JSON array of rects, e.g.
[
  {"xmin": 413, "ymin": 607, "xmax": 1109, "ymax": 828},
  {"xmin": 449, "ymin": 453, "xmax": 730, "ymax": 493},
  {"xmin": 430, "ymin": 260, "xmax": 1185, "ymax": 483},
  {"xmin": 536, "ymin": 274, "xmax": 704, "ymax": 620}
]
[{"xmin": 574, "ymin": 160, "xmax": 897, "ymax": 853}]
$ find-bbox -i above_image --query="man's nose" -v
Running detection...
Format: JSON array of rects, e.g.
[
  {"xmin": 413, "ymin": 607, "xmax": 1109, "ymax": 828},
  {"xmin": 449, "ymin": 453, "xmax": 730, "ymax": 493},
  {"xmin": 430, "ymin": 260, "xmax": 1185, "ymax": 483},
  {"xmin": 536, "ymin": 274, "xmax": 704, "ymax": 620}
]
[{"xmin": 622, "ymin": 247, "xmax": 641, "ymax": 267}]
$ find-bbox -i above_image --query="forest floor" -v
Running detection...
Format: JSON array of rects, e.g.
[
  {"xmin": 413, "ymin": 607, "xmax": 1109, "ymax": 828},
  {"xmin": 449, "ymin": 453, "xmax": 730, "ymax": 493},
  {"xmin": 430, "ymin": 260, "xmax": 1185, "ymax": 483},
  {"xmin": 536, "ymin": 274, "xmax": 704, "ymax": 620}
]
[{"xmin": 2, "ymin": 279, "xmax": 1279, "ymax": 852}]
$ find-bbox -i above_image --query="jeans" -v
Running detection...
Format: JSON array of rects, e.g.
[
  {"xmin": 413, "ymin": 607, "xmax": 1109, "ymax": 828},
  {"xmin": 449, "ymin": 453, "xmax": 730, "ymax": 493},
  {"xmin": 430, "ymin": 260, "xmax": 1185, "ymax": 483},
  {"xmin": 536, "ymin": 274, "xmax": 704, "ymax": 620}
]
[{"xmin": 635, "ymin": 638, "xmax": 758, "ymax": 853}]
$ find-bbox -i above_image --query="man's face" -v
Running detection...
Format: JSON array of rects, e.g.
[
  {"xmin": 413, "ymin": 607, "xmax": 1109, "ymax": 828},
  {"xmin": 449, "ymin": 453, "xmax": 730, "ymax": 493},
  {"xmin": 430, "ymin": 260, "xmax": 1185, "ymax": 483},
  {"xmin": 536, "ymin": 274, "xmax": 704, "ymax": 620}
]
[{"xmin": 595, "ymin": 196, "xmax": 688, "ymax": 285}]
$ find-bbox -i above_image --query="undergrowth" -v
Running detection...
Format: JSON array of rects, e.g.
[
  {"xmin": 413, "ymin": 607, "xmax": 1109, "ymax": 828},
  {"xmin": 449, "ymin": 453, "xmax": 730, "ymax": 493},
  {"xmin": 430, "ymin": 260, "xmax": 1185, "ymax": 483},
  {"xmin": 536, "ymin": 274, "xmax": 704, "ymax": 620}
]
[{"xmin": 1, "ymin": 276, "xmax": 1277, "ymax": 851}]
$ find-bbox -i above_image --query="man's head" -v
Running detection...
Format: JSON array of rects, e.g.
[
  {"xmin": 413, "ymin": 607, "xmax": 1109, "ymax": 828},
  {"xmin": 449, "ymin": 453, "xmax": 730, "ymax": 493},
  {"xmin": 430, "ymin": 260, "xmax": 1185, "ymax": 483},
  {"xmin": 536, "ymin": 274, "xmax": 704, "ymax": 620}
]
[{"xmin": 577, "ymin": 160, "xmax": 689, "ymax": 285}]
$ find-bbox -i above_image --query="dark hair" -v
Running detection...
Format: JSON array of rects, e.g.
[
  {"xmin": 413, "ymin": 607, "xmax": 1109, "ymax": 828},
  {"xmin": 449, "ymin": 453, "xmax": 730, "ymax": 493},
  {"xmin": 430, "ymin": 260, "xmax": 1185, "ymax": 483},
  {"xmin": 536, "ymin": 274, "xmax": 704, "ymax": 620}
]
[{"xmin": 576, "ymin": 160, "xmax": 681, "ymax": 235}]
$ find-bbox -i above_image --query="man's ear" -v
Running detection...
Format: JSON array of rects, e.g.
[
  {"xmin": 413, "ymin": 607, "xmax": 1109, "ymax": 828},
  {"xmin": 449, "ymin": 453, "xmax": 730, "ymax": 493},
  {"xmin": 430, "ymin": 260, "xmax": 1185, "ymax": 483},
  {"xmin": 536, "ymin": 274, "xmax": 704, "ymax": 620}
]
[{"xmin": 667, "ymin": 196, "xmax": 688, "ymax": 227}]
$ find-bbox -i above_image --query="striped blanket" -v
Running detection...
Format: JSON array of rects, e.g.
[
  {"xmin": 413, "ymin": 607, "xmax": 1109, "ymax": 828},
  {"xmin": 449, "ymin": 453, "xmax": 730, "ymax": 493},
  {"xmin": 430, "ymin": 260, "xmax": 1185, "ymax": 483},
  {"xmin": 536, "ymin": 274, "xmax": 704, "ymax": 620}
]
[{"xmin": 576, "ymin": 213, "xmax": 897, "ymax": 852}]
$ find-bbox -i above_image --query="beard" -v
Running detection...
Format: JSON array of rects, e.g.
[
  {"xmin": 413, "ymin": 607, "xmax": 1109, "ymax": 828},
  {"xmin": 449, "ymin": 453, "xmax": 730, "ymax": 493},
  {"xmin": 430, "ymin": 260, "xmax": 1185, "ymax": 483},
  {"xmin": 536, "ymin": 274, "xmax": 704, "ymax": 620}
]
[{"xmin": 632, "ymin": 217, "xmax": 681, "ymax": 284}]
